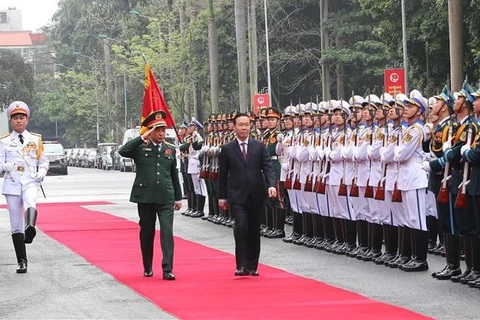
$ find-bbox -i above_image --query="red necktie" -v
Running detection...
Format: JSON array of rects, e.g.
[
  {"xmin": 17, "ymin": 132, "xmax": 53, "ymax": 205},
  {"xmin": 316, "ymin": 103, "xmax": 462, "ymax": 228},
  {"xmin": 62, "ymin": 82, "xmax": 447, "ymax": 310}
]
[{"xmin": 241, "ymin": 142, "xmax": 247, "ymax": 160}]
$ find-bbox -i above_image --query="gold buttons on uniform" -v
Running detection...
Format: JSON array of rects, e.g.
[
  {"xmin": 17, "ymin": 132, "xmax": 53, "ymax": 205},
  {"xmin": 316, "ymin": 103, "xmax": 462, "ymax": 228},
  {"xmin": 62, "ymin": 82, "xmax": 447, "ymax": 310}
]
[{"xmin": 157, "ymin": 181, "xmax": 160, "ymax": 184}]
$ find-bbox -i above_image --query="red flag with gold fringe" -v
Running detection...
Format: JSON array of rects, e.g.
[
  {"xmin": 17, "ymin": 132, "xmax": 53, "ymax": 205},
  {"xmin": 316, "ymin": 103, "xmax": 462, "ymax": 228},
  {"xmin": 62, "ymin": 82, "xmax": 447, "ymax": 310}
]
[{"xmin": 140, "ymin": 63, "xmax": 175, "ymax": 134}]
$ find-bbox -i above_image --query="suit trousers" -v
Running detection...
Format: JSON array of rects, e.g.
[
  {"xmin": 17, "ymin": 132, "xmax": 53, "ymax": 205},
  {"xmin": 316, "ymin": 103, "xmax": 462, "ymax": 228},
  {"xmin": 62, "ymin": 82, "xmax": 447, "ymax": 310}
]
[
  {"xmin": 137, "ymin": 203, "xmax": 174, "ymax": 272},
  {"xmin": 231, "ymin": 200, "xmax": 263, "ymax": 271}
]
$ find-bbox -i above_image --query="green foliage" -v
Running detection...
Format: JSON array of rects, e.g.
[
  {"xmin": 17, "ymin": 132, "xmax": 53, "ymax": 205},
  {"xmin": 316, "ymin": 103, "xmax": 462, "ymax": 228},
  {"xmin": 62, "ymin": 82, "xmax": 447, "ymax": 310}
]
[{"xmin": 0, "ymin": 50, "xmax": 34, "ymax": 109}]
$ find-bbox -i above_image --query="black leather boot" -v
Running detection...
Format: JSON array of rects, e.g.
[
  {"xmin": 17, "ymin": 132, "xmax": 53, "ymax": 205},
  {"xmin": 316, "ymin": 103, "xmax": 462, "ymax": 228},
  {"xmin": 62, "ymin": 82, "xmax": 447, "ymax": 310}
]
[
  {"xmin": 402, "ymin": 229, "xmax": 429, "ymax": 272},
  {"xmin": 435, "ymin": 234, "xmax": 462, "ymax": 280},
  {"xmin": 191, "ymin": 195, "xmax": 205, "ymax": 218},
  {"xmin": 203, "ymin": 196, "xmax": 214, "ymax": 220},
  {"xmin": 268, "ymin": 208, "xmax": 286, "ymax": 239},
  {"xmin": 427, "ymin": 215, "xmax": 438, "ymax": 253},
  {"xmin": 452, "ymin": 236, "xmax": 473, "ymax": 283},
  {"xmin": 349, "ymin": 220, "xmax": 368, "ymax": 258},
  {"xmin": 283, "ymin": 211, "xmax": 302, "ymax": 243},
  {"xmin": 12, "ymin": 233, "xmax": 27, "ymax": 273},
  {"xmin": 362, "ymin": 223, "xmax": 383, "ymax": 261},
  {"xmin": 388, "ymin": 226, "xmax": 412, "ymax": 268},
  {"xmin": 465, "ymin": 237, "xmax": 480, "ymax": 285},
  {"xmin": 182, "ymin": 191, "xmax": 193, "ymax": 216},
  {"xmin": 374, "ymin": 225, "xmax": 398, "ymax": 265},
  {"xmin": 24, "ymin": 207, "xmax": 38, "ymax": 244}
]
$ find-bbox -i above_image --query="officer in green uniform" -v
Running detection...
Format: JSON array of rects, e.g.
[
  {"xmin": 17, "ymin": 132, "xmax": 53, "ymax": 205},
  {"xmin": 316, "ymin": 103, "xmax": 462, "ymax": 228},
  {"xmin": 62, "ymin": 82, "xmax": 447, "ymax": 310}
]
[
  {"xmin": 119, "ymin": 110, "xmax": 182, "ymax": 280},
  {"xmin": 263, "ymin": 107, "xmax": 285, "ymax": 238}
]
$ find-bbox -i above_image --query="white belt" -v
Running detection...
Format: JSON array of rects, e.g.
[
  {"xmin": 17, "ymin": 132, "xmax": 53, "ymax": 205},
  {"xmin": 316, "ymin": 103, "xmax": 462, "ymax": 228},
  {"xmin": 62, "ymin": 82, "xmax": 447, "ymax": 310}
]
[{"xmin": 271, "ymin": 156, "xmax": 278, "ymax": 160}]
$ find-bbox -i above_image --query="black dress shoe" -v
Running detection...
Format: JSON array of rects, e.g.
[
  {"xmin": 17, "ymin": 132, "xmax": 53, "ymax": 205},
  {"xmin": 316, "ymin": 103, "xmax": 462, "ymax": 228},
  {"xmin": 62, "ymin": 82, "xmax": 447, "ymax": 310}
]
[
  {"xmin": 24, "ymin": 226, "xmax": 36, "ymax": 244},
  {"xmin": 431, "ymin": 265, "xmax": 448, "ymax": 278},
  {"xmin": 16, "ymin": 259, "xmax": 27, "ymax": 274},
  {"xmin": 451, "ymin": 269, "xmax": 471, "ymax": 283},
  {"xmin": 234, "ymin": 268, "xmax": 249, "ymax": 276},
  {"xmin": 267, "ymin": 230, "xmax": 286, "ymax": 239},
  {"xmin": 401, "ymin": 260, "xmax": 429, "ymax": 272},
  {"xmin": 143, "ymin": 269, "xmax": 153, "ymax": 277},
  {"xmin": 249, "ymin": 270, "xmax": 259, "ymax": 276},
  {"xmin": 283, "ymin": 233, "xmax": 300, "ymax": 243},
  {"xmin": 460, "ymin": 270, "xmax": 480, "ymax": 284},
  {"xmin": 435, "ymin": 266, "xmax": 462, "ymax": 280},
  {"xmin": 190, "ymin": 211, "xmax": 204, "ymax": 218},
  {"xmin": 163, "ymin": 272, "xmax": 175, "ymax": 280}
]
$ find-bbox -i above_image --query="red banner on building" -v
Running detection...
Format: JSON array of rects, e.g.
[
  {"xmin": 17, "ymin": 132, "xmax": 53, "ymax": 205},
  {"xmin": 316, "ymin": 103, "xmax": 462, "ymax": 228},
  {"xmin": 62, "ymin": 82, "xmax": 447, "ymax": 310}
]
[
  {"xmin": 384, "ymin": 68, "xmax": 406, "ymax": 95},
  {"xmin": 252, "ymin": 93, "xmax": 270, "ymax": 115}
]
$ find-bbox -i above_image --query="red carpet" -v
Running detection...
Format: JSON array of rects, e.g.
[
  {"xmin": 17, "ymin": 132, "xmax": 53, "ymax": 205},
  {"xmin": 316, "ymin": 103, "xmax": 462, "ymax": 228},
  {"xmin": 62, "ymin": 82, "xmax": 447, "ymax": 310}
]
[{"xmin": 29, "ymin": 202, "xmax": 431, "ymax": 319}]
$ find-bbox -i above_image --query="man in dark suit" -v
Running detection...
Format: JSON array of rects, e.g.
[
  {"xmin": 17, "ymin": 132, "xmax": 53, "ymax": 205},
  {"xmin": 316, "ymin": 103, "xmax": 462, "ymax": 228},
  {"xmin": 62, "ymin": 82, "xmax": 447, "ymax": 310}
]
[
  {"xmin": 119, "ymin": 110, "xmax": 182, "ymax": 280},
  {"xmin": 218, "ymin": 113, "xmax": 276, "ymax": 276}
]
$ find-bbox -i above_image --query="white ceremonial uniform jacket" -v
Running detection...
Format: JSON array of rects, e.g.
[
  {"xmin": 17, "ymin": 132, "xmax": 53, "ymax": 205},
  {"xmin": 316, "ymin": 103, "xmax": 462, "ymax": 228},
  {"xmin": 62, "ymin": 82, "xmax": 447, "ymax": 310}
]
[
  {"xmin": 295, "ymin": 129, "xmax": 317, "ymax": 184},
  {"xmin": 276, "ymin": 128, "xmax": 296, "ymax": 182},
  {"xmin": 328, "ymin": 127, "xmax": 349, "ymax": 186},
  {"xmin": 393, "ymin": 120, "xmax": 428, "ymax": 191},
  {"xmin": 0, "ymin": 130, "xmax": 49, "ymax": 195},
  {"xmin": 353, "ymin": 124, "xmax": 372, "ymax": 187},
  {"xmin": 367, "ymin": 124, "xmax": 385, "ymax": 186}
]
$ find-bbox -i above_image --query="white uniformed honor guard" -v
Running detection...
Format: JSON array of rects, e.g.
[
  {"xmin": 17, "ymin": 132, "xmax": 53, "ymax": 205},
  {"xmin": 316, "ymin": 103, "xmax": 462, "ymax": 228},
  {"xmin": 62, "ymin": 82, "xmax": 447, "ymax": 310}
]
[{"xmin": 0, "ymin": 101, "xmax": 49, "ymax": 273}]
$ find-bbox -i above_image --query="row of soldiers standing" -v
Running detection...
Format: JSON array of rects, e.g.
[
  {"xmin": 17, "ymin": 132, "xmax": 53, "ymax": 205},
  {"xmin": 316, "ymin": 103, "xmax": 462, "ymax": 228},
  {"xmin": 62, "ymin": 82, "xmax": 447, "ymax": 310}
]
[{"xmin": 178, "ymin": 81, "xmax": 480, "ymax": 285}]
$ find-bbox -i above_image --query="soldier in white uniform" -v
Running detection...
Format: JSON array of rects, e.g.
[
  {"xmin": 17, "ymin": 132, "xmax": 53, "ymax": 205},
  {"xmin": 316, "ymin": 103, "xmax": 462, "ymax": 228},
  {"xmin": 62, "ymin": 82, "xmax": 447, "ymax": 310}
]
[
  {"xmin": 0, "ymin": 101, "xmax": 49, "ymax": 273},
  {"xmin": 394, "ymin": 90, "xmax": 430, "ymax": 272}
]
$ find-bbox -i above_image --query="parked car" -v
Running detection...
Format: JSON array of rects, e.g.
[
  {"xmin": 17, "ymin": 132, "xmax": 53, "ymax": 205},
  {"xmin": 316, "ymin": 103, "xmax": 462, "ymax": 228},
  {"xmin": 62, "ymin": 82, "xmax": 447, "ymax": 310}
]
[
  {"xmin": 96, "ymin": 143, "xmax": 118, "ymax": 170},
  {"xmin": 118, "ymin": 128, "xmax": 140, "ymax": 172},
  {"xmin": 86, "ymin": 149, "xmax": 97, "ymax": 168},
  {"xmin": 43, "ymin": 141, "xmax": 68, "ymax": 175}
]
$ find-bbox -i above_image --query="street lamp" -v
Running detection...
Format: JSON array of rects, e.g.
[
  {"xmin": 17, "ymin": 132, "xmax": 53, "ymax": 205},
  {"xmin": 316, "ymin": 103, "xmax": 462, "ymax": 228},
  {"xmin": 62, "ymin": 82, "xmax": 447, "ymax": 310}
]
[
  {"xmin": 73, "ymin": 51, "xmax": 100, "ymax": 145},
  {"xmin": 130, "ymin": 10, "xmax": 161, "ymax": 43},
  {"xmin": 97, "ymin": 35, "xmax": 129, "ymax": 131}
]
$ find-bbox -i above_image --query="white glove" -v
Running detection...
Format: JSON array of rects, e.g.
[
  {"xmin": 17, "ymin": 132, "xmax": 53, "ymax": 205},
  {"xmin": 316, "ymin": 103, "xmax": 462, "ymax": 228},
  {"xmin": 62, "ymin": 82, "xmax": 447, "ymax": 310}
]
[
  {"xmin": 316, "ymin": 147, "xmax": 324, "ymax": 160},
  {"xmin": 308, "ymin": 148, "xmax": 317, "ymax": 161},
  {"xmin": 323, "ymin": 146, "xmax": 331, "ymax": 159},
  {"xmin": 421, "ymin": 161, "xmax": 431, "ymax": 173},
  {"xmin": 461, "ymin": 144, "xmax": 471, "ymax": 157},
  {"xmin": 442, "ymin": 140, "xmax": 452, "ymax": 152},
  {"xmin": 281, "ymin": 162, "xmax": 290, "ymax": 171},
  {"xmin": 34, "ymin": 168, "xmax": 47, "ymax": 182},
  {"xmin": 2, "ymin": 162, "xmax": 16, "ymax": 172},
  {"xmin": 277, "ymin": 134, "xmax": 284, "ymax": 142},
  {"xmin": 366, "ymin": 146, "xmax": 374, "ymax": 159}
]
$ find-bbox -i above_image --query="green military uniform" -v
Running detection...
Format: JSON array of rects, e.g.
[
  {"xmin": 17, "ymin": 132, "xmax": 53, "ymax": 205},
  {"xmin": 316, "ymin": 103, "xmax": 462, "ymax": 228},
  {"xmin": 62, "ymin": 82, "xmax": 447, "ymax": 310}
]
[{"xmin": 119, "ymin": 127, "xmax": 182, "ymax": 276}]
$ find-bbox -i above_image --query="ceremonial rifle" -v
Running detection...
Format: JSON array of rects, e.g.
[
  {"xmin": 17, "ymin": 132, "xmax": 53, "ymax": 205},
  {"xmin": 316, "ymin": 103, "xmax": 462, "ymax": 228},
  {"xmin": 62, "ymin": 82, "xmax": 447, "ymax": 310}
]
[
  {"xmin": 338, "ymin": 111, "xmax": 348, "ymax": 196},
  {"xmin": 455, "ymin": 115, "xmax": 473, "ymax": 208},
  {"xmin": 437, "ymin": 114, "xmax": 454, "ymax": 203},
  {"xmin": 391, "ymin": 116, "xmax": 403, "ymax": 203},
  {"xmin": 316, "ymin": 106, "xmax": 332, "ymax": 194},
  {"xmin": 364, "ymin": 94, "xmax": 375, "ymax": 199}
]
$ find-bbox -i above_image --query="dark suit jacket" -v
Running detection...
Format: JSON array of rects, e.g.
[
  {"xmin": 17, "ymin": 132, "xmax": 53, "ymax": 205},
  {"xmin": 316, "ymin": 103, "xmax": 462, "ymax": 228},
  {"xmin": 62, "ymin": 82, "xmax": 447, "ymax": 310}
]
[
  {"xmin": 119, "ymin": 136, "xmax": 182, "ymax": 204},
  {"xmin": 218, "ymin": 138, "xmax": 275, "ymax": 205}
]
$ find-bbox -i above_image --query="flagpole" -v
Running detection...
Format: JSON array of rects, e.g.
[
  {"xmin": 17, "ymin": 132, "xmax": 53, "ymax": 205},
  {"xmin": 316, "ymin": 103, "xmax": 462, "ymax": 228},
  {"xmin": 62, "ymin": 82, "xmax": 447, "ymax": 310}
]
[{"xmin": 263, "ymin": 0, "xmax": 272, "ymax": 107}]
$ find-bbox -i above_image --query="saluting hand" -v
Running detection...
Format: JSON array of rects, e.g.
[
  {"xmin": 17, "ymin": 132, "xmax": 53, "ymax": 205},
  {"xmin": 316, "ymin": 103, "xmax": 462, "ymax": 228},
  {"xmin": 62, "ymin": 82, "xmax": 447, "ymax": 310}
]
[{"xmin": 141, "ymin": 127, "xmax": 155, "ymax": 142}]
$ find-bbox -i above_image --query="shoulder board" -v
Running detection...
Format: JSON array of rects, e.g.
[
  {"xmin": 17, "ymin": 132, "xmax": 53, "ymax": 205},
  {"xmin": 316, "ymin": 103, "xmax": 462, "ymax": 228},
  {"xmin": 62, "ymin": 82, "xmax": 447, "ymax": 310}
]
[
  {"xmin": 165, "ymin": 141, "xmax": 175, "ymax": 148},
  {"xmin": 31, "ymin": 132, "xmax": 42, "ymax": 137},
  {"xmin": 0, "ymin": 133, "xmax": 10, "ymax": 139}
]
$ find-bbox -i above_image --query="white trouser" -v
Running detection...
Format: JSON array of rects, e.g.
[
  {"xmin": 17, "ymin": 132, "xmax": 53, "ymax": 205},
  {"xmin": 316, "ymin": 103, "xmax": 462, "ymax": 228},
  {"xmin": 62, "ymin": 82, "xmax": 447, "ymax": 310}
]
[
  {"xmin": 190, "ymin": 173, "xmax": 207, "ymax": 196},
  {"xmin": 349, "ymin": 187, "xmax": 368, "ymax": 221},
  {"xmin": 327, "ymin": 185, "xmax": 355, "ymax": 221},
  {"xmin": 402, "ymin": 188, "xmax": 427, "ymax": 231},
  {"xmin": 425, "ymin": 190, "xmax": 437, "ymax": 217},
  {"xmin": 6, "ymin": 187, "xmax": 38, "ymax": 234}
]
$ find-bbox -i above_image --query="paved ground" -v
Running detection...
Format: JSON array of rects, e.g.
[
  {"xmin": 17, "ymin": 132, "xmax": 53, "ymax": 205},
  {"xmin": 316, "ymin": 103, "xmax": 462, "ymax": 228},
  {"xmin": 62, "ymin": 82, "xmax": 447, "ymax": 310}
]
[{"xmin": 1, "ymin": 167, "xmax": 479, "ymax": 319}]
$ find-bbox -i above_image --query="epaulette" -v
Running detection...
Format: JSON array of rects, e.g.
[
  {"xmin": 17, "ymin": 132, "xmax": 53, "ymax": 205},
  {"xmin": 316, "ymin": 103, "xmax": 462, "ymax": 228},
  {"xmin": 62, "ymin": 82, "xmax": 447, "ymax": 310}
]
[
  {"xmin": 0, "ymin": 133, "xmax": 10, "ymax": 139},
  {"xmin": 31, "ymin": 132, "xmax": 42, "ymax": 137}
]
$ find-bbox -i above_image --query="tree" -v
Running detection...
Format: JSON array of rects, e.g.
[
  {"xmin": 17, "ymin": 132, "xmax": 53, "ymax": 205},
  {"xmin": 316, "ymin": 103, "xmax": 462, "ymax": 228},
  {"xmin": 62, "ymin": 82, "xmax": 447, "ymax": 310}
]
[
  {"xmin": 0, "ymin": 50, "xmax": 34, "ymax": 109},
  {"xmin": 234, "ymin": 0, "xmax": 249, "ymax": 112}
]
